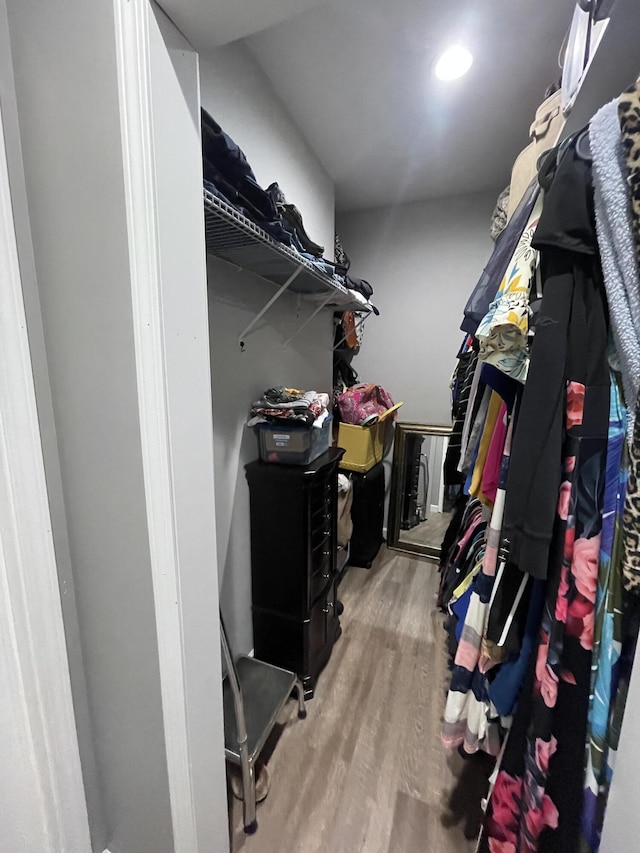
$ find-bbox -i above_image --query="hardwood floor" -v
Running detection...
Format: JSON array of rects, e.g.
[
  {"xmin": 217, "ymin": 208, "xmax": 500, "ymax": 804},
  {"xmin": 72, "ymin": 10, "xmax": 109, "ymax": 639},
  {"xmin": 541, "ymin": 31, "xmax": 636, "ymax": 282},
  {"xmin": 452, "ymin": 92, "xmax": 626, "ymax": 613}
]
[{"xmin": 228, "ymin": 547, "xmax": 489, "ymax": 852}]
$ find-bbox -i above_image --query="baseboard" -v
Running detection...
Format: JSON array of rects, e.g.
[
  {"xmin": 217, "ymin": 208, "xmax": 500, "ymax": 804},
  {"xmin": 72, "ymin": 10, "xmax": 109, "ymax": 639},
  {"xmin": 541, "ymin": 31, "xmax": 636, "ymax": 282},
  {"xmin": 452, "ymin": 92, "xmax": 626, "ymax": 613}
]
[{"xmin": 430, "ymin": 504, "xmax": 440, "ymax": 515}]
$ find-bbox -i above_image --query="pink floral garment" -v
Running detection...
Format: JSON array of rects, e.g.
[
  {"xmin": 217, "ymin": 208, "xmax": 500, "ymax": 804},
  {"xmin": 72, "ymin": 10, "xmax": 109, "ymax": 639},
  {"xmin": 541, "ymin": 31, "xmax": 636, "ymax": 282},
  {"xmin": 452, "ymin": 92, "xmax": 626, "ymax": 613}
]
[{"xmin": 482, "ymin": 380, "xmax": 608, "ymax": 852}]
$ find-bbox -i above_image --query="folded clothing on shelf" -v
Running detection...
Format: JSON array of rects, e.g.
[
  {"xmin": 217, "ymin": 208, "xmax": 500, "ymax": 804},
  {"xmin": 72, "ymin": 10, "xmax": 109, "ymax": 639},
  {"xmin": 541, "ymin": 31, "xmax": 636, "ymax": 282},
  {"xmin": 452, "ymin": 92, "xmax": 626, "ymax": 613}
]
[
  {"xmin": 345, "ymin": 275, "xmax": 373, "ymax": 300},
  {"xmin": 201, "ymin": 109, "xmax": 327, "ymax": 262}
]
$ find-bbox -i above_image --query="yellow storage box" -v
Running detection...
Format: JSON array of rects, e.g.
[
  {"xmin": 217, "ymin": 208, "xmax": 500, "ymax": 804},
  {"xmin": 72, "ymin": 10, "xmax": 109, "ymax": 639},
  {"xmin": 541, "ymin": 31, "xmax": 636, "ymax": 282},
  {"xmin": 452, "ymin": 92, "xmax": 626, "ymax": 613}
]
[{"xmin": 337, "ymin": 403, "xmax": 403, "ymax": 473}]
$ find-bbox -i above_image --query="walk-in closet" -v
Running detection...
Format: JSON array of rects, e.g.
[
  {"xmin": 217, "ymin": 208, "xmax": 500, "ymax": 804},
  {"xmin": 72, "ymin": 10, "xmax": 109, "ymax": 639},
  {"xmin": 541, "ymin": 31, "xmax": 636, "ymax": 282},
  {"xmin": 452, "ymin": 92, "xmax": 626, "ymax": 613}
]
[{"xmin": 2, "ymin": 1, "xmax": 640, "ymax": 852}]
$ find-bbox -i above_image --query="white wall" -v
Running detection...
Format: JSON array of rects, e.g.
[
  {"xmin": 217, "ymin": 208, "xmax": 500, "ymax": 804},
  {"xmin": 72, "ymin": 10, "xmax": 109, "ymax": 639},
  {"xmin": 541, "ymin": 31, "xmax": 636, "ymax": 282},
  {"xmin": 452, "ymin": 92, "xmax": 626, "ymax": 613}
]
[
  {"xmin": 6, "ymin": 2, "xmax": 174, "ymax": 851},
  {"xmin": 337, "ymin": 193, "xmax": 496, "ymax": 425},
  {"xmin": 0, "ymin": 0, "xmax": 105, "ymax": 847},
  {"xmin": 0, "ymin": 9, "xmax": 91, "ymax": 845},
  {"xmin": 200, "ymin": 42, "xmax": 335, "ymax": 653}
]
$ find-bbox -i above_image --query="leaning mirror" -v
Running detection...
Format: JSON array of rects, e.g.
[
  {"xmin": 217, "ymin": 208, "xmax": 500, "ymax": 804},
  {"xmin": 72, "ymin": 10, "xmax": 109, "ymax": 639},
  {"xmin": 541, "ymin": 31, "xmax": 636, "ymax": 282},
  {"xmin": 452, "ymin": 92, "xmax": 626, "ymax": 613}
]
[{"xmin": 388, "ymin": 423, "xmax": 453, "ymax": 561}]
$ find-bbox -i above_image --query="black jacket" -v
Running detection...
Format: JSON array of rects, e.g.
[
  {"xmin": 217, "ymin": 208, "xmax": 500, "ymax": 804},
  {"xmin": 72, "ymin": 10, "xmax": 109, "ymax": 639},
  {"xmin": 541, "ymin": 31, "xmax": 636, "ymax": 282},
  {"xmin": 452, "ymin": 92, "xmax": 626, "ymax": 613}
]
[{"xmin": 502, "ymin": 137, "xmax": 609, "ymax": 579}]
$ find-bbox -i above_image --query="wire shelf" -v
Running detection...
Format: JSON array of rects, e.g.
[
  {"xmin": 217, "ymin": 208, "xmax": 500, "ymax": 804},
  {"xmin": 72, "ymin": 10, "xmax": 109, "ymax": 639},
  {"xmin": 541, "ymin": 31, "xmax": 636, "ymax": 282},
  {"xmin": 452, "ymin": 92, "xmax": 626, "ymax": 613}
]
[{"xmin": 203, "ymin": 189, "xmax": 370, "ymax": 312}]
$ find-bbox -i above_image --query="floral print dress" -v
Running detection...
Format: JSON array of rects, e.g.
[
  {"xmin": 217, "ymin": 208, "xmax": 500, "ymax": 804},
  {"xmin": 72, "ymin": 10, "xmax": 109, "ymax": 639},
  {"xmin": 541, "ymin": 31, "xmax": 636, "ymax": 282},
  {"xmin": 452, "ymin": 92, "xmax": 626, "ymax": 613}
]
[{"xmin": 482, "ymin": 377, "xmax": 610, "ymax": 853}]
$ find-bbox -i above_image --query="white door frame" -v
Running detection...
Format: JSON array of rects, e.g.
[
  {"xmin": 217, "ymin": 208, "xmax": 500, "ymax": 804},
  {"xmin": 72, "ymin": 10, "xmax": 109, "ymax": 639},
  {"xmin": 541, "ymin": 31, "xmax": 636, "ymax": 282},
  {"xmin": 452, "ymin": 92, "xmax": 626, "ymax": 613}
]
[
  {"xmin": 0, "ymin": 68, "xmax": 92, "ymax": 853},
  {"xmin": 113, "ymin": 2, "xmax": 228, "ymax": 851}
]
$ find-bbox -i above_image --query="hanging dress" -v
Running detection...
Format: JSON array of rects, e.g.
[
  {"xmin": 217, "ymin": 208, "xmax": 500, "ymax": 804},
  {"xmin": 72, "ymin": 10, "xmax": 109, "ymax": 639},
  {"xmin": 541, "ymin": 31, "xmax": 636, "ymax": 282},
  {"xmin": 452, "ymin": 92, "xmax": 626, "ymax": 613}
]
[
  {"xmin": 581, "ymin": 375, "xmax": 627, "ymax": 852},
  {"xmin": 481, "ymin": 133, "xmax": 611, "ymax": 853}
]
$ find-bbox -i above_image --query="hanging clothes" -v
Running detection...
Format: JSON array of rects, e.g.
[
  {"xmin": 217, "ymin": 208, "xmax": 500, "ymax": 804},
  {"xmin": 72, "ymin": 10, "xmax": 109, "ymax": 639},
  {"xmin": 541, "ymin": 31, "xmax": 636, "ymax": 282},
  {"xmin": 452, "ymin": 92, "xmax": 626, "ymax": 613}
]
[
  {"xmin": 501, "ymin": 136, "xmax": 609, "ymax": 581},
  {"xmin": 618, "ymin": 79, "xmax": 640, "ymax": 270},
  {"xmin": 442, "ymin": 78, "xmax": 640, "ymax": 853},
  {"xmin": 469, "ymin": 392, "xmax": 504, "ymax": 505},
  {"xmin": 590, "ymin": 98, "xmax": 640, "ymax": 442},
  {"xmin": 581, "ymin": 376, "xmax": 627, "ymax": 852},
  {"xmin": 480, "ymin": 402, "xmax": 509, "ymax": 507},
  {"xmin": 444, "ymin": 339, "xmax": 477, "ymax": 485},
  {"xmin": 439, "ymin": 498, "xmax": 486, "ymax": 610},
  {"xmin": 461, "ymin": 386, "xmax": 492, "ymax": 483},
  {"xmin": 622, "ymin": 386, "xmax": 640, "ymax": 593},
  {"xmin": 481, "ymin": 133, "xmax": 611, "ymax": 853},
  {"xmin": 461, "ymin": 180, "xmax": 539, "ymax": 337},
  {"xmin": 441, "ymin": 417, "xmax": 515, "ymax": 756},
  {"xmin": 491, "ymin": 185, "xmax": 511, "ymax": 242},
  {"xmin": 475, "ymin": 193, "xmax": 544, "ymax": 384},
  {"xmin": 482, "ymin": 359, "xmax": 610, "ymax": 853}
]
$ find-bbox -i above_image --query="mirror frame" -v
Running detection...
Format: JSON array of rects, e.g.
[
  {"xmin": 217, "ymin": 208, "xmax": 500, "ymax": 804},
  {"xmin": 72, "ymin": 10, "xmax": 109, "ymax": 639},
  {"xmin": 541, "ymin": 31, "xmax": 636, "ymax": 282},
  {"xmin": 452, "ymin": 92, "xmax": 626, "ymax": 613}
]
[{"xmin": 387, "ymin": 422, "xmax": 453, "ymax": 562}]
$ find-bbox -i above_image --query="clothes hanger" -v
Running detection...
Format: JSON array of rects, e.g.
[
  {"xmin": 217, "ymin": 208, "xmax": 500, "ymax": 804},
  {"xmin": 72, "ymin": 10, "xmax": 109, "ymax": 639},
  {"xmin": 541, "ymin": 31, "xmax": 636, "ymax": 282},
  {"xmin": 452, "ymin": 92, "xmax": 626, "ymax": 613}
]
[{"xmin": 574, "ymin": 128, "xmax": 592, "ymax": 161}]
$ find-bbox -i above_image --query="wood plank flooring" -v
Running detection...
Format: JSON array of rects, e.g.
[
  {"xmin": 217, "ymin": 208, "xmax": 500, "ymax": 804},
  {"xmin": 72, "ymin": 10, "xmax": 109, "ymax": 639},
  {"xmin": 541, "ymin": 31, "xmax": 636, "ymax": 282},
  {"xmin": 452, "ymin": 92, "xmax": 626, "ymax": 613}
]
[{"xmin": 228, "ymin": 547, "xmax": 490, "ymax": 852}]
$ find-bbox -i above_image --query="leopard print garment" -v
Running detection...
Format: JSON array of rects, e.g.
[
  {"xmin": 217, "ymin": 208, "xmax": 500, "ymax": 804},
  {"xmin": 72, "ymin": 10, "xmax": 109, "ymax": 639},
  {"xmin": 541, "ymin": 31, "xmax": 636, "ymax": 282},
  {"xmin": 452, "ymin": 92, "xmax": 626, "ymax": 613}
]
[
  {"xmin": 618, "ymin": 82, "xmax": 640, "ymax": 592},
  {"xmin": 618, "ymin": 80, "xmax": 640, "ymax": 271}
]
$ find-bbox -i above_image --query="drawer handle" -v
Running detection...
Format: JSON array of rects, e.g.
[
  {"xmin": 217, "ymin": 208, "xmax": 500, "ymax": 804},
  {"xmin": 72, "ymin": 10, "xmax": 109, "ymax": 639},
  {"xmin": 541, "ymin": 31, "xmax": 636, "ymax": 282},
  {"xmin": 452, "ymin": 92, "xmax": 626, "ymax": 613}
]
[
  {"xmin": 322, "ymin": 571, "xmax": 331, "ymax": 579},
  {"xmin": 322, "ymin": 601, "xmax": 334, "ymax": 613}
]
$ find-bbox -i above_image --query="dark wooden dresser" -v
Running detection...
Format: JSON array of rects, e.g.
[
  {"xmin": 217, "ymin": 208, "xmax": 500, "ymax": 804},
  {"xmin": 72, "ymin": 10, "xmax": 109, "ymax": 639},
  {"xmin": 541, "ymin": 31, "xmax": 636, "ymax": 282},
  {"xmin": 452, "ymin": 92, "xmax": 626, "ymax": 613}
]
[{"xmin": 245, "ymin": 447, "xmax": 344, "ymax": 698}]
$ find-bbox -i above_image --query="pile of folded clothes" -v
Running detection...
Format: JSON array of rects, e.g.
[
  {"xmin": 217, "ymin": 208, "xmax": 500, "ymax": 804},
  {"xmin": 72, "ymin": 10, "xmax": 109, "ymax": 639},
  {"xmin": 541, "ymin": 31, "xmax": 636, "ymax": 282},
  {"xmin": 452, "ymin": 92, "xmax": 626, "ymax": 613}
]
[
  {"xmin": 202, "ymin": 108, "xmax": 325, "ymax": 259},
  {"xmin": 247, "ymin": 387, "xmax": 330, "ymax": 430}
]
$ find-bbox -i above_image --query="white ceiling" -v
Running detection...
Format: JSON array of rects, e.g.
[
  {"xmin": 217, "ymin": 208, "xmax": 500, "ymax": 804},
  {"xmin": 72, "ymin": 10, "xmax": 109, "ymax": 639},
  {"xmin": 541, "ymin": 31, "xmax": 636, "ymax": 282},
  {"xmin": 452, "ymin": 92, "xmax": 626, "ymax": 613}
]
[
  {"xmin": 159, "ymin": 0, "xmax": 330, "ymax": 47},
  {"xmin": 161, "ymin": 0, "xmax": 578, "ymax": 212}
]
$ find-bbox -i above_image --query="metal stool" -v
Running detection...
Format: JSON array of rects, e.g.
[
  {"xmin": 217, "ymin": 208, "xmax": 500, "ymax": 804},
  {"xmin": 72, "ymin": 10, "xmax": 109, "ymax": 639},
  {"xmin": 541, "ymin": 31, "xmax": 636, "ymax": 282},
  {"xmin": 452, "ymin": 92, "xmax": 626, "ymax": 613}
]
[{"xmin": 220, "ymin": 614, "xmax": 306, "ymax": 834}]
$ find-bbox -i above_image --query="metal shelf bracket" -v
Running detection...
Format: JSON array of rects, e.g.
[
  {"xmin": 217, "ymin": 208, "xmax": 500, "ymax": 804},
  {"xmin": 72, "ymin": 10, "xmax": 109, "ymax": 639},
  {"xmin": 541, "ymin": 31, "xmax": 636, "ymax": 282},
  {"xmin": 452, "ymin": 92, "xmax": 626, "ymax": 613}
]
[
  {"xmin": 238, "ymin": 264, "xmax": 304, "ymax": 350},
  {"xmin": 283, "ymin": 292, "xmax": 335, "ymax": 348}
]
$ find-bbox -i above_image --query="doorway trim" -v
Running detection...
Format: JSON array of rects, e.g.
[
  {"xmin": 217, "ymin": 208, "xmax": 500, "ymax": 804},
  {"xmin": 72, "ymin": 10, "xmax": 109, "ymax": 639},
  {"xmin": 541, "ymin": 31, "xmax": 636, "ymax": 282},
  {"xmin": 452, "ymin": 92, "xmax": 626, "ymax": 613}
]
[{"xmin": 113, "ymin": 1, "xmax": 228, "ymax": 851}]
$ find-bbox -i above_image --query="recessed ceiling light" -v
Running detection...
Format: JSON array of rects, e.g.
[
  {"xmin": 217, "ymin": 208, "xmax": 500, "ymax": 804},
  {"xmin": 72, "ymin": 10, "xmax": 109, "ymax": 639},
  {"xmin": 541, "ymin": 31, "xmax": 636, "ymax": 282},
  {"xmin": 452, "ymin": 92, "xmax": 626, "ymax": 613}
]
[{"xmin": 434, "ymin": 46, "xmax": 473, "ymax": 81}]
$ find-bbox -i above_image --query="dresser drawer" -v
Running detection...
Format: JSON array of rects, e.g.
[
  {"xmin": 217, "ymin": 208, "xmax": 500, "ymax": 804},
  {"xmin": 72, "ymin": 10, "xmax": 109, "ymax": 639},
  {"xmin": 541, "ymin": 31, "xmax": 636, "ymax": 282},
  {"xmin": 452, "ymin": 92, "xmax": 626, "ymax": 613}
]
[
  {"xmin": 310, "ymin": 513, "xmax": 332, "ymax": 549},
  {"xmin": 309, "ymin": 541, "xmax": 332, "ymax": 604},
  {"xmin": 310, "ymin": 475, "xmax": 332, "ymax": 513}
]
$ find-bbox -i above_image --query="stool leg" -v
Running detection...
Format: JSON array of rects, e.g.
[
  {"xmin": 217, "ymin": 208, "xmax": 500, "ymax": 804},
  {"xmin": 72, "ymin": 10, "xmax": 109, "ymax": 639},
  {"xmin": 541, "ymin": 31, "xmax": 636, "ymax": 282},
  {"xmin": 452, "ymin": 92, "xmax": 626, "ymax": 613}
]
[
  {"xmin": 239, "ymin": 742, "xmax": 257, "ymax": 834},
  {"xmin": 295, "ymin": 677, "xmax": 307, "ymax": 719}
]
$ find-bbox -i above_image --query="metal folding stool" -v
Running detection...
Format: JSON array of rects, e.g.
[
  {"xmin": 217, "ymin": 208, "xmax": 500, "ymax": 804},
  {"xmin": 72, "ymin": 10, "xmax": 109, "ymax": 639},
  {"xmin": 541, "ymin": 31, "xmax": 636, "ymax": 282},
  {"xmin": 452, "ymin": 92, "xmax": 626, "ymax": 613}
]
[{"xmin": 220, "ymin": 612, "xmax": 306, "ymax": 834}]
